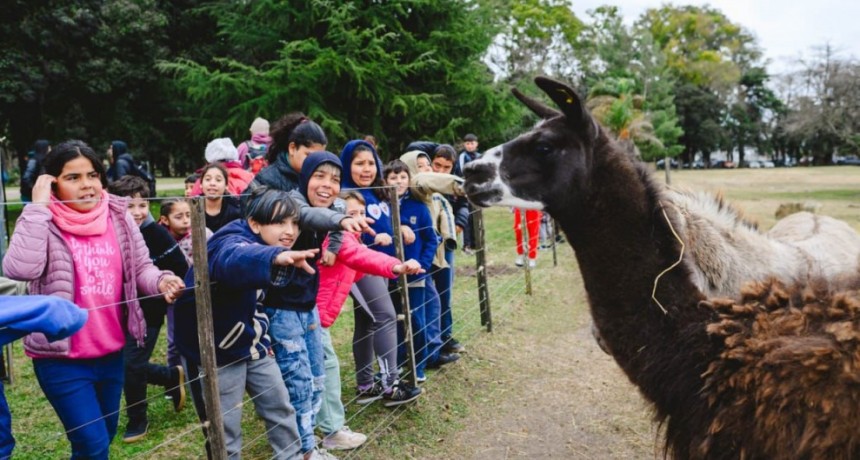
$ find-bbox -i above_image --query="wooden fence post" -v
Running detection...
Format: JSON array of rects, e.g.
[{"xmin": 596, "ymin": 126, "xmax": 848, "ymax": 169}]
[
  {"xmin": 388, "ymin": 187, "xmax": 418, "ymax": 387},
  {"xmin": 551, "ymin": 217, "xmax": 559, "ymax": 267},
  {"xmin": 189, "ymin": 197, "xmax": 228, "ymax": 460},
  {"xmin": 521, "ymin": 209, "xmax": 533, "ymax": 295},
  {"xmin": 472, "ymin": 209, "xmax": 492, "ymax": 332}
]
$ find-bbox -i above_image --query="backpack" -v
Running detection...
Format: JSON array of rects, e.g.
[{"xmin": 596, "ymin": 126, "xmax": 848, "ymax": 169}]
[
  {"xmin": 134, "ymin": 160, "xmax": 157, "ymax": 197},
  {"xmin": 245, "ymin": 141, "xmax": 268, "ymax": 174}
]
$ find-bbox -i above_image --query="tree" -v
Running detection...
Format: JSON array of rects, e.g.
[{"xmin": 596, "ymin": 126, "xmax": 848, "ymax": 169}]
[
  {"xmin": 674, "ymin": 82, "xmax": 725, "ymax": 165},
  {"xmin": 161, "ymin": 0, "xmax": 523, "ymax": 158},
  {"xmin": 724, "ymin": 67, "xmax": 783, "ymax": 166}
]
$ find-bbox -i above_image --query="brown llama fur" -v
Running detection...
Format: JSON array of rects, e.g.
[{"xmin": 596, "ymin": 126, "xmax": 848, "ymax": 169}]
[{"xmin": 462, "ymin": 76, "xmax": 860, "ymax": 459}]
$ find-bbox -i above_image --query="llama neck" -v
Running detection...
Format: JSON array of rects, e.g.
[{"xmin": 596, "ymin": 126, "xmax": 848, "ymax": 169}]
[{"xmin": 551, "ymin": 149, "xmax": 714, "ymax": 384}]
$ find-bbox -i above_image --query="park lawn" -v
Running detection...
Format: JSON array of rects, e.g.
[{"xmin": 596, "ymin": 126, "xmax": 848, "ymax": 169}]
[{"xmin": 3, "ymin": 165, "xmax": 859, "ymax": 458}]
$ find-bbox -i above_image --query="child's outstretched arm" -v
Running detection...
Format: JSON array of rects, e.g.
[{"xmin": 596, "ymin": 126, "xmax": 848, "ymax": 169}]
[
  {"xmin": 334, "ymin": 233, "xmax": 424, "ymax": 278},
  {"xmin": 289, "ymin": 190, "xmax": 375, "ymax": 235},
  {"xmin": 410, "ymin": 172, "xmax": 465, "ymax": 203}
]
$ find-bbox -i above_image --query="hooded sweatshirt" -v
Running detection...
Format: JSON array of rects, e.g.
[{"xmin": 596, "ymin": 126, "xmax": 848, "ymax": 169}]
[
  {"xmin": 261, "ymin": 152, "xmax": 347, "ymax": 312},
  {"xmin": 340, "ymin": 140, "xmax": 396, "ymax": 257}
]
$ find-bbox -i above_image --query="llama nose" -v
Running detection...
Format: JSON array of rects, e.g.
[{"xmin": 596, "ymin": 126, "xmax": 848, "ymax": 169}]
[{"xmin": 464, "ymin": 161, "xmax": 496, "ymax": 184}]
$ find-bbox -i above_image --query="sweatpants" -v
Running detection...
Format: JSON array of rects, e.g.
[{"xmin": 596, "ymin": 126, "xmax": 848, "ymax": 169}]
[
  {"xmin": 514, "ymin": 208, "xmax": 542, "ymax": 260},
  {"xmin": 316, "ymin": 327, "xmax": 344, "ymax": 435},
  {"xmin": 352, "ymin": 275, "xmax": 399, "ymax": 389}
]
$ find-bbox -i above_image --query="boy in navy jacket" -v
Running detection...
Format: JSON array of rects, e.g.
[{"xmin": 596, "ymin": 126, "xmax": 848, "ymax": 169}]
[{"xmin": 383, "ymin": 160, "xmax": 439, "ymax": 382}]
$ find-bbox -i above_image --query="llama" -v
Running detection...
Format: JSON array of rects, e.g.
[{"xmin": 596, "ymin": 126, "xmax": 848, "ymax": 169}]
[{"xmin": 463, "ymin": 76, "xmax": 860, "ymax": 459}]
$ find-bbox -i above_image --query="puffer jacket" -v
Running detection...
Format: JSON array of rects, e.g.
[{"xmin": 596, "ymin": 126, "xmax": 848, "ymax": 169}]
[
  {"xmin": 2, "ymin": 197, "xmax": 171, "ymax": 357},
  {"xmin": 316, "ymin": 232, "xmax": 399, "ymax": 328}
]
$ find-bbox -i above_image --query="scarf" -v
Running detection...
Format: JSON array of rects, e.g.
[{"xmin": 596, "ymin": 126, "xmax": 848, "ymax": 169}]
[{"xmin": 48, "ymin": 190, "xmax": 110, "ymax": 236}]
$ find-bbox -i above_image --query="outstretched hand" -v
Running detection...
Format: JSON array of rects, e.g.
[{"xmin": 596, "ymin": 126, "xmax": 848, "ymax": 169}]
[
  {"xmin": 274, "ymin": 249, "xmax": 320, "ymax": 274},
  {"xmin": 341, "ymin": 216, "xmax": 376, "ymax": 236},
  {"xmin": 401, "ymin": 226, "xmax": 415, "ymax": 245},
  {"xmin": 393, "ymin": 259, "xmax": 424, "ymax": 276},
  {"xmin": 158, "ymin": 275, "xmax": 186, "ymax": 304}
]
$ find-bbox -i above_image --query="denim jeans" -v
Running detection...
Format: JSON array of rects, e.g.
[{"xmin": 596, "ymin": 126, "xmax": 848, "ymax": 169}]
[
  {"xmin": 391, "ymin": 284, "xmax": 427, "ymax": 380},
  {"xmin": 33, "ymin": 352, "xmax": 124, "ymax": 460},
  {"xmin": 315, "ymin": 327, "xmax": 344, "ymax": 435},
  {"xmin": 0, "ymin": 381, "xmax": 13, "ymax": 459},
  {"xmin": 123, "ymin": 326, "xmax": 174, "ymax": 424},
  {"xmin": 266, "ymin": 307, "xmax": 325, "ymax": 454},
  {"xmin": 435, "ymin": 249, "xmax": 455, "ymax": 340}
]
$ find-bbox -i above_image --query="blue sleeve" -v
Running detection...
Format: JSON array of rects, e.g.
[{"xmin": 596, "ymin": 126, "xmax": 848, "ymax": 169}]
[
  {"xmin": 0, "ymin": 295, "xmax": 88, "ymax": 346},
  {"xmin": 115, "ymin": 158, "xmax": 132, "ymax": 178},
  {"xmin": 415, "ymin": 205, "xmax": 438, "ymax": 270},
  {"xmin": 208, "ymin": 236, "xmax": 285, "ymax": 289}
]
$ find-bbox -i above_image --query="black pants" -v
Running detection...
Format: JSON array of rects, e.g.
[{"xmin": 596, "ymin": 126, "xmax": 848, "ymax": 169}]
[{"xmin": 123, "ymin": 325, "xmax": 173, "ymax": 423}]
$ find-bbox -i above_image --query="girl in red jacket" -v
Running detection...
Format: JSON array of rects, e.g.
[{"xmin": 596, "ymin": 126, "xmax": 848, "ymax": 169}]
[{"xmin": 315, "ymin": 190, "xmax": 421, "ymax": 450}]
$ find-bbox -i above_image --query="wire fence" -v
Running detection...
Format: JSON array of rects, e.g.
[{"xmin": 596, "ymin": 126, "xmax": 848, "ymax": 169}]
[{"xmin": 0, "ymin": 183, "xmax": 561, "ymax": 459}]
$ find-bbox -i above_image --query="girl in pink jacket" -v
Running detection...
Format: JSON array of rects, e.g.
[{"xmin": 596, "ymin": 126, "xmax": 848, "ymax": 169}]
[
  {"xmin": 315, "ymin": 190, "xmax": 421, "ymax": 450},
  {"xmin": 2, "ymin": 140, "xmax": 184, "ymax": 460}
]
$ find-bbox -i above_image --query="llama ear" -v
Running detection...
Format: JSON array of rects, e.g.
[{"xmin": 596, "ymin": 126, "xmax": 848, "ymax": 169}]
[
  {"xmin": 534, "ymin": 76, "xmax": 596, "ymax": 136},
  {"xmin": 511, "ymin": 87, "xmax": 560, "ymax": 120}
]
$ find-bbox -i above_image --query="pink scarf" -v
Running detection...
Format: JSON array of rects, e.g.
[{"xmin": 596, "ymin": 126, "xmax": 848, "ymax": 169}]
[{"xmin": 48, "ymin": 190, "xmax": 110, "ymax": 236}]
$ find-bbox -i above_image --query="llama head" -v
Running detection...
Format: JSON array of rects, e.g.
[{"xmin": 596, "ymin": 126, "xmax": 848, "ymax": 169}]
[{"xmin": 464, "ymin": 76, "xmax": 601, "ymax": 211}]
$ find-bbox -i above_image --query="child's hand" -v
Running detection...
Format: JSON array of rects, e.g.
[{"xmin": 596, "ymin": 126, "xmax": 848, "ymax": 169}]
[
  {"xmin": 393, "ymin": 259, "xmax": 424, "ymax": 275},
  {"xmin": 374, "ymin": 233, "xmax": 392, "ymax": 247},
  {"xmin": 31, "ymin": 174, "xmax": 57, "ymax": 205},
  {"xmin": 274, "ymin": 249, "xmax": 319, "ymax": 274},
  {"xmin": 158, "ymin": 275, "xmax": 186, "ymax": 304},
  {"xmin": 340, "ymin": 216, "xmax": 376, "ymax": 236},
  {"xmin": 401, "ymin": 226, "xmax": 415, "ymax": 245},
  {"xmin": 320, "ymin": 250, "xmax": 336, "ymax": 267},
  {"xmin": 455, "ymin": 225, "xmax": 463, "ymax": 234}
]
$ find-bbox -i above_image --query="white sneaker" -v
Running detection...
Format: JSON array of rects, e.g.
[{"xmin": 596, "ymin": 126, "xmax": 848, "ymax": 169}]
[
  {"xmin": 514, "ymin": 255, "xmax": 524, "ymax": 267},
  {"xmin": 307, "ymin": 447, "xmax": 339, "ymax": 459},
  {"xmin": 528, "ymin": 259, "xmax": 537, "ymax": 268},
  {"xmin": 322, "ymin": 426, "xmax": 367, "ymax": 450}
]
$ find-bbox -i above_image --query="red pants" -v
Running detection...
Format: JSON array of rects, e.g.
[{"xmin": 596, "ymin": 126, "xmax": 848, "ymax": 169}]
[{"xmin": 514, "ymin": 209, "xmax": 542, "ymax": 260}]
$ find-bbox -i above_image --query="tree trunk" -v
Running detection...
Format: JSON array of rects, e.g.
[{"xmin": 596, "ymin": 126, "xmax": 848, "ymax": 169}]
[{"xmin": 664, "ymin": 155, "xmax": 671, "ymax": 185}]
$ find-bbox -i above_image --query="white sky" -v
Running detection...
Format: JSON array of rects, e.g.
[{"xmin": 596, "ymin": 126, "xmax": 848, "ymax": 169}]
[{"xmin": 569, "ymin": 1, "xmax": 860, "ymax": 75}]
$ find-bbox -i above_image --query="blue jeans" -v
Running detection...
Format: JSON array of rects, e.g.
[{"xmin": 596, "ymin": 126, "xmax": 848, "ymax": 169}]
[
  {"xmin": 33, "ymin": 352, "xmax": 124, "ymax": 460},
  {"xmin": 424, "ymin": 275, "xmax": 443, "ymax": 365},
  {"xmin": 392, "ymin": 284, "xmax": 427, "ymax": 379},
  {"xmin": 0, "ymin": 381, "xmax": 13, "ymax": 459},
  {"xmin": 266, "ymin": 308, "xmax": 325, "ymax": 454},
  {"xmin": 435, "ymin": 249, "xmax": 455, "ymax": 340}
]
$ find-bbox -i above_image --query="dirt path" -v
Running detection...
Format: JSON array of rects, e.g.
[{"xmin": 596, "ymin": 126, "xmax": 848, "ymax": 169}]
[{"xmin": 428, "ymin": 262, "xmax": 659, "ymax": 459}]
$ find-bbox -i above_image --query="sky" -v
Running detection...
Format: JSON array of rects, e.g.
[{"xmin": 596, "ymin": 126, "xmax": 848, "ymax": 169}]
[{"xmin": 568, "ymin": 0, "xmax": 860, "ymax": 75}]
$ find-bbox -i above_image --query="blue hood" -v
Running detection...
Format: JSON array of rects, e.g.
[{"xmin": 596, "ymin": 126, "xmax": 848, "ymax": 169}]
[
  {"xmin": 339, "ymin": 140, "xmax": 383, "ymax": 190},
  {"xmin": 299, "ymin": 151, "xmax": 342, "ymax": 198}
]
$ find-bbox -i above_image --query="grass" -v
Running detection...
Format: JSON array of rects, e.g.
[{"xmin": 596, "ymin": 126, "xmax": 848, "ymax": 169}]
[{"xmin": 3, "ymin": 165, "xmax": 860, "ymax": 458}]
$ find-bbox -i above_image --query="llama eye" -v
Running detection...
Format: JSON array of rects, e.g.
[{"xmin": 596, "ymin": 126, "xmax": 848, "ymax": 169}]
[{"xmin": 535, "ymin": 143, "xmax": 553, "ymax": 155}]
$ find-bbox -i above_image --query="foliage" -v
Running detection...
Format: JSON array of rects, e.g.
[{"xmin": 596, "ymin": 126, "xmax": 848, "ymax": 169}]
[{"xmin": 161, "ymin": 0, "xmax": 522, "ymax": 158}]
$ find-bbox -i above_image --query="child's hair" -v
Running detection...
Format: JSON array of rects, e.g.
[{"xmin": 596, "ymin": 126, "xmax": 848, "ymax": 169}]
[
  {"xmin": 107, "ymin": 175, "xmax": 151, "ymax": 198},
  {"xmin": 159, "ymin": 198, "xmax": 188, "ymax": 219},
  {"xmin": 44, "ymin": 140, "xmax": 107, "ymax": 186},
  {"xmin": 362, "ymin": 134, "xmax": 377, "ymax": 148},
  {"xmin": 339, "ymin": 190, "xmax": 366, "ymax": 206},
  {"xmin": 433, "ymin": 144, "xmax": 457, "ymax": 162},
  {"xmin": 200, "ymin": 162, "xmax": 228, "ymax": 182},
  {"xmin": 184, "ymin": 173, "xmax": 199, "ymax": 185},
  {"xmin": 383, "ymin": 159, "xmax": 411, "ymax": 180},
  {"xmin": 244, "ymin": 186, "xmax": 299, "ymax": 224},
  {"xmin": 268, "ymin": 112, "xmax": 328, "ymax": 164},
  {"xmin": 315, "ymin": 162, "xmax": 341, "ymax": 179}
]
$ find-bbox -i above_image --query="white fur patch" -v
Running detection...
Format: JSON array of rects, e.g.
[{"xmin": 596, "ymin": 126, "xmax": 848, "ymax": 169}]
[{"xmin": 474, "ymin": 145, "xmax": 545, "ymax": 210}]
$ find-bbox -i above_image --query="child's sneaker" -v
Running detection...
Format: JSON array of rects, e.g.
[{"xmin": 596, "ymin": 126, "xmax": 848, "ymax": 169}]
[
  {"xmin": 382, "ymin": 383, "xmax": 422, "ymax": 407},
  {"xmin": 122, "ymin": 419, "xmax": 149, "ymax": 443},
  {"xmin": 307, "ymin": 448, "xmax": 338, "ymax": 459},
  {"xmin": 322, "ymin": 426, "xmax": 367, "ymax": 450},
  {"xmin": 528, "ymin": 258, "xmax": 537, "ymax": 269},
  {"xmin": 514, "ymin": 255, "xmax": 524, "ymax": 267},
  {"xmin": 355, "ymin": 382, "xmax": 385, "ymax": 405},
  {"xmin": 442, "ymin": 337, "xmax": 465, "ymax": 354}
]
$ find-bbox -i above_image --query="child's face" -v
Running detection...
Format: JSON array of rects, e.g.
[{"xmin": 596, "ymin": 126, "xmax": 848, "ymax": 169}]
[
  {"xmin": 307, "ymin": 166, "xmax": 341, "ymax": 208},
  {"xmin": 432, "ymin": 157, "xmax": 454, "ymax": 174},
  {"xmin": 345, "ymin": 198, "xmax": 366, "ymax": 221},
  {"xmin": 288, "ymin": 142, "xmax": 326, "ymax": 173},
  {"xmin": 161, "ymin": 202, "xmax": 191, "ymax": 237},
  {"xmin": 184, "ymin": 182, "xmax": 195, "ymax": 197},
  {"xmin": 127, "ymin": 193, "xmax": 150, "ymax": 227},
  {"xmin": 55, "ymin": 156, "xmax": 103, "ymax": 212},
  {"xmin": 416, "ymin": 156, "xmax": 432, "ymax": 173},
  {"xmin": 250, "ymin": 217, "xmax": 298, "ymax": 248},
  {"xmin": 351, "ymin": 150, "xmax": 377, "ymax": 188},
  {"xmin": 201, "ymin": 168, "xmax": 227, "ymax": 198},
  {"xmin": 385, "ymin": 171, "xmax": 410, "ymax": 197},
  {"xmin": 464, "ymin": 140, "xmax": 478, "ymax": 153}
]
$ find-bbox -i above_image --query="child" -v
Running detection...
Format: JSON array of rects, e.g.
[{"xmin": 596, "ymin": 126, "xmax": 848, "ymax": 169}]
[
  {"xmin": 184, "ymin": 174, "xmax": 198, "ymax": 198},
  {"xmin": 2, "ymin": 140, "xmax": 185, "ymax": 459},
  {"xmin": 264, "ymin": 151, "xmax": 371, "ymax": 458},
  {"xmin": 340, "ymin": 140, "xmax": 423, "ymax": 406},
  {"xmin": 237, "ymin": 117, "xmax": 272, "ymax": 173},
  {"xmin": 197, "ymin": 162, "xmax": 243, "ymax": 233},
  {"xmin": 514, "ymin": 208, "xmax": 542, "ymax": 268},
  {"xmin": 108, "ymin": 176, "xmax": 190, "ymax": 442},
  {"xmin": 189, "ymin": 138, "xmax": 255, "ymax": 197},
  {"xmin": 383, "ymin": 160, "xmax": 439, "ymax": 382},
  {"xmin": 315, "ymin": 191, "xmax": 423, "ymax": 449},
  {"xmin": 174, "ymin": 187, "xmax": 315, "ymax": 460},
  {"xmin": 399, "ymin": 151, "xmax": 462, "ymax": 367},
  {"xmin": 159, "ymin": 198, "xmax": 213, "ymax": 266}
]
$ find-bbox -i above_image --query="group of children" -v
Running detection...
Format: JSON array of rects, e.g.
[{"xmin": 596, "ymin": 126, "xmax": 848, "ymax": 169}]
[{"xmin": 2, "ymin": 116, "xmax": 479, "ymax": 459}]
